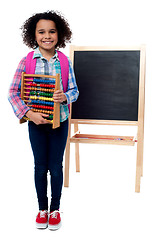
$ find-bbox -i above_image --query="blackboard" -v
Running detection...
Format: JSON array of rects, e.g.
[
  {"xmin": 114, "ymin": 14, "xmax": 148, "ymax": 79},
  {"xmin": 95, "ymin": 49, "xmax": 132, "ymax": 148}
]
[{"xmin": 71, "ymin": 50, "xmax": 140, "ymax": 121}]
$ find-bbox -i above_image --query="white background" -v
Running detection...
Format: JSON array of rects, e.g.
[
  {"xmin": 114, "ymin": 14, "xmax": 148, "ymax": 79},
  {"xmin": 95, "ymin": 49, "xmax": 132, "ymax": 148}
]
[{"xmin": 1, "ymin": 0, "xmax": 160, "ymax": 239}]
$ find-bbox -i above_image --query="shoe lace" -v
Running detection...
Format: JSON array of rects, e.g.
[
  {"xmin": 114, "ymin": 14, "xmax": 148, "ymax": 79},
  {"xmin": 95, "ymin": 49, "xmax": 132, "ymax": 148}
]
[
  {"xmin": 39, "ymin": 210, "xmax": 47, "ymax": 218},
  {"xmin": 49, "ymin": 210, "xmax": 60, "ymax": 219}
]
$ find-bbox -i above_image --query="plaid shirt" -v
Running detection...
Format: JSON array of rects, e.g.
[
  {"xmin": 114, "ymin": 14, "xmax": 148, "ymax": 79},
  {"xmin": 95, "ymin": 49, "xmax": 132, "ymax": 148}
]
[{"xmin": 8, "ymin": 48, "xmax": 79, "ymax": 122}]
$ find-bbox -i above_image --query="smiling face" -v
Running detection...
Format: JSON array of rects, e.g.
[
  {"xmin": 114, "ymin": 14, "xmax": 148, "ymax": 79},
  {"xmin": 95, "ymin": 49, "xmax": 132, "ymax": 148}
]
[{"xmin": 35, "ymin": 19, "xmax": 58, "ymax": 55}]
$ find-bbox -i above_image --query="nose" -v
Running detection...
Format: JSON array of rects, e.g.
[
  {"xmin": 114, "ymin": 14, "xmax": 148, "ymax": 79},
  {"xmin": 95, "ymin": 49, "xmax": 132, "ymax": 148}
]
[{"xmin": 44, "ymin": 32, "xmax": 51, "ymax": 39}]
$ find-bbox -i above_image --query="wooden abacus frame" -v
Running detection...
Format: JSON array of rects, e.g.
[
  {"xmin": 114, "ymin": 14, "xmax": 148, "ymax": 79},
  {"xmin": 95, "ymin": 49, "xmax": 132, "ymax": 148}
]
[
  {"xmin": 64, "ymin": 45, "xmax": 146, "ymax": 193},
  {"xmin": 20, "ymin": 72, "xmax": 60, "ymax": 129}
]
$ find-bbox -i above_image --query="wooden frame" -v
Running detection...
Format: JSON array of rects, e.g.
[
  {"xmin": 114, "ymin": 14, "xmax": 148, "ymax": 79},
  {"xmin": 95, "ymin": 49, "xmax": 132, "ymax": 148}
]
[
  {"xmin": 64, "ymin": 45, "xmax": 146, "ymax": 193},
  {"xmin": 20, "ymin": 72, "xmax": 60, "ymax": 129}
]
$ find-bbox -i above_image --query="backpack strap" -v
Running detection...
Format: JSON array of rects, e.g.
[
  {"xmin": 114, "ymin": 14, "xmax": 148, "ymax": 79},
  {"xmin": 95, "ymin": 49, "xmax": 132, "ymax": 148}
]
[
  {"xmin": 57, "ymin": 50, "xmax": 69, "ymax": 92},
  {"xmin": 57, "ymin": 50, "xmax": 70, "ymax": 112},
  {"xmin": 25, "ymin": 51, "xmax": 36, "ymax": 74}
]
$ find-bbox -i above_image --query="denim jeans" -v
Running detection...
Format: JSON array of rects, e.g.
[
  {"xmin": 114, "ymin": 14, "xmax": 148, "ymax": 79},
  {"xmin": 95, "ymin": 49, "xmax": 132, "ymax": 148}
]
[{"xmin": 28, "ymin": 119, "xmax": 68, "ymax": 212}]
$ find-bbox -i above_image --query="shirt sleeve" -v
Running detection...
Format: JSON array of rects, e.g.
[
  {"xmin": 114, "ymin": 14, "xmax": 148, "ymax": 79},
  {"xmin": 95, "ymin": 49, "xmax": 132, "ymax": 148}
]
[
  {"xmin": 8, "ymin": 57, "xmax": 31, "ymax": 119},
  {"xmin": 64, "ymin": 58, "xmax": 79, "ymax": 104}
]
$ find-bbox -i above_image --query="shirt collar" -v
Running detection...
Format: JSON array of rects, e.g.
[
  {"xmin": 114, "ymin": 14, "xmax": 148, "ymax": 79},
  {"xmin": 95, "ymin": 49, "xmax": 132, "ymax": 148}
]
[{"xmin": 33, "ymin": 47, "xmax": 58, "ymax": 60}]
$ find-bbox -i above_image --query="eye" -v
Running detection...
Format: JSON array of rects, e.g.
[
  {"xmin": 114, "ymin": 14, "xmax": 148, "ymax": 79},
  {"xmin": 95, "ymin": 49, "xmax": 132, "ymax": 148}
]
[
  {"xmin": 38, "ymin": 31, "xmax": 44, "ymax": 34},
  {"xmin": 50, "ymin": 30, "xmax": 56, "ymax": 34}
]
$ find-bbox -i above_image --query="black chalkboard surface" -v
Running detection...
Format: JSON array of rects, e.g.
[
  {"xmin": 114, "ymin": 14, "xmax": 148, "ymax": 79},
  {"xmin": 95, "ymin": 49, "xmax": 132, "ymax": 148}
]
[{"xmin": 72, "ymin": 50, "xmax": 140, "ymax": 121}]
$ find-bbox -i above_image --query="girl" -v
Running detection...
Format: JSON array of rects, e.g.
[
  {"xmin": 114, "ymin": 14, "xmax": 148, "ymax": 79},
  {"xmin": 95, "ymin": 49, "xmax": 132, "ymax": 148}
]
[{"xmin": 8, "ymin": 11, "xmax": 79, "ymax": 230}]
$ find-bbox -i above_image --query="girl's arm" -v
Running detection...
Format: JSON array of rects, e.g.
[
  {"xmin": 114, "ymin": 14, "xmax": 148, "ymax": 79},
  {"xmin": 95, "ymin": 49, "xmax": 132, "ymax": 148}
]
[
  {"xmin": 65, "ymin": 58, "xmax": 79, "ymax": 104},
  {"xmin": 8, "ymin": 57, "xmax": 31, "ymax": 119},
  {"xmin": 53, "ymin": 59, "xmax": 79, "ymax": 104},
  {"xmin": 8, "ymin": 57, "xmax": 50, "ymax": 125}
]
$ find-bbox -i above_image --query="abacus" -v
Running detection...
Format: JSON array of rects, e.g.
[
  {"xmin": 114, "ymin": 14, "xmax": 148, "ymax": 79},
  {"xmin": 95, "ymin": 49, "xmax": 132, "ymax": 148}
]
[{"xmin": 20, "ymin": 72, "xmax": 60, "ymax": 129}]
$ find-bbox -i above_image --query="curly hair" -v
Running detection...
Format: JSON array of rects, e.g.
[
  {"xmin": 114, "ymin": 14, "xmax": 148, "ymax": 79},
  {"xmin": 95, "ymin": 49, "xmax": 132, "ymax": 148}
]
[{"xmin": 21, "ymin": 10, "xmax": 72, "ymax": 49}]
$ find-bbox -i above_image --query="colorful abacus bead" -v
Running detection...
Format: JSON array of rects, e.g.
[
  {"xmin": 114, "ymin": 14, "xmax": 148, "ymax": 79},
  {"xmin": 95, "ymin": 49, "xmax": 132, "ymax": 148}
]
[
  {"xmin": 33, "ymin": 79, "xmax": 55, "ymax": 84},
  {"xmin": 40, "ymin": 84, "xmax": 55, "ymax": 88},
  {"xmin": 29, "ymin": 83, "xmax": 55, "ymax": 88},
  {"xmin": 30, "ymin": 87, "xmax": 54, "ymax": 92},
  {"xmin": 39, "ymin": 92, "xmax": 53, "ymax": 97},
  {"xmin": 31, "ymin": 105, "xmax": 54, "ymax": 110},
  {"xmin": 30, "ymin": 96, "xmax": 54, "ymax": 101}
]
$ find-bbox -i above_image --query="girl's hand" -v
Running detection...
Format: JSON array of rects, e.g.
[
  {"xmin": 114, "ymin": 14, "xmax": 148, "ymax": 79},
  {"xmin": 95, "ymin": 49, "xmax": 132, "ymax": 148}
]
[
  {"xmin": 26, "ymin": 110, "xmax": 50, "ymax": 125},
  {"xmin": 53, "ymin": 90, "xmax": 67, "ymax": 103}
]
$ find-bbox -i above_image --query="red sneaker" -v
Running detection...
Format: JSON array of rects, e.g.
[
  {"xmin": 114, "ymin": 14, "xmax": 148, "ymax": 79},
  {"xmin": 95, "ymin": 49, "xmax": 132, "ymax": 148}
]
[
  {"xmin": 48, "ymin": 210, "xmax": 61, "ymax": 230},
  {"xmin": 36, "ymin": 210, "xmax": 48, "ymax": 229}
]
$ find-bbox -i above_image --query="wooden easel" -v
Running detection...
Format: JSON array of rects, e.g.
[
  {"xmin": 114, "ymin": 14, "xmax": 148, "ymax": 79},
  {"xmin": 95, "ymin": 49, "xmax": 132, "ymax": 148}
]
[
  {"xmin": 20, "ymin": 72, "xmax": 60, "ymax": 129},
  {"xmin": 64, "ymin": 45, "xmax": 146, "ymax": 193}
]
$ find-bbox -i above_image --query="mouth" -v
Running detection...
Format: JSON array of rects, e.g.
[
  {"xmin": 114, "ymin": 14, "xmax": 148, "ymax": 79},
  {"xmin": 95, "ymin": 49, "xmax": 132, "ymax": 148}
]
[{"xmin": 42, "ymin": 41, "xmax": 53, "ymax": 44}]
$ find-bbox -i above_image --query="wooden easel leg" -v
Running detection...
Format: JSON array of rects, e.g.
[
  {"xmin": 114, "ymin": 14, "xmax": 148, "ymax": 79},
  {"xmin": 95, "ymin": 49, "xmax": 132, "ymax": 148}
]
[
  {"xmin": 64, "ymin": 113, "xmax": 72, "ymax": 187},
  {"xmin": 135, "ymin": 164, "xmax": 141, "ymax": 193},
  {"xmin": 75, "ymin": 143, "xmax": 80, "ymax": 172},
  {"xmin": 74, "ymin": 124, "xmax": 80, "ymax": 172},
  {"xmin": 141, "ymin": 157, "xmax": 143, "ymax": 177},
  {"xmin": 135, "ymin": 139, "xmax": 143, "ymax": 193},
  {"xmin": 135, "ymin": 45, "xmax": 145, "ymax": 192},
  {"xmin": 64, "ymin": 138, "xmax": 70, "ymax": 187}
]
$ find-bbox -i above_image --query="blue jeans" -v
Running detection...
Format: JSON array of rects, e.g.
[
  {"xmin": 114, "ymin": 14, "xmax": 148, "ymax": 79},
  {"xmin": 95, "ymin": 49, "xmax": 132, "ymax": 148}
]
[{"xmin": 28, "ymin": 119, "xmax": 68, "ymax": 212}]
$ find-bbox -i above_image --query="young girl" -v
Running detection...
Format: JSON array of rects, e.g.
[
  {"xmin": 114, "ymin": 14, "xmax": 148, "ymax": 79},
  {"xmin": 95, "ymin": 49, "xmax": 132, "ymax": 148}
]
[{"xmin": 8, "ymin": 11, "xmax": 79, "ymax": 230}]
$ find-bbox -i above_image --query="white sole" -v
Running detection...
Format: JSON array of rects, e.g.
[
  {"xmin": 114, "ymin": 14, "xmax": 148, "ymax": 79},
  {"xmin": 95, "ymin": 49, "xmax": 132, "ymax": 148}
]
[
  {"xmin": 48, "ymin": 222, "xmax": 62, "ymax": 230},
  {"xmin": 36, "ymin": 222, "xmax": 48, "ymax": 229}
]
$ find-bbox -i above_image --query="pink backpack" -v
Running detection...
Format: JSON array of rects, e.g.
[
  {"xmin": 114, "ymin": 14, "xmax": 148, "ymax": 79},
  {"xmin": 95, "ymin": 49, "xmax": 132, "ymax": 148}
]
[{"xmin": 25, "ymin": 50, "xmax": 70, "ymax": 111}]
